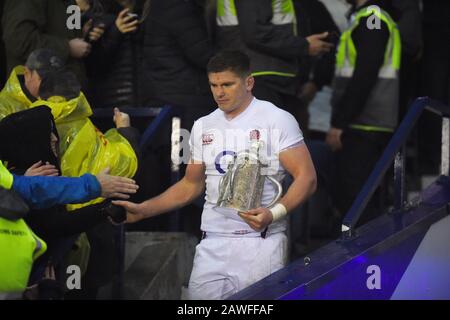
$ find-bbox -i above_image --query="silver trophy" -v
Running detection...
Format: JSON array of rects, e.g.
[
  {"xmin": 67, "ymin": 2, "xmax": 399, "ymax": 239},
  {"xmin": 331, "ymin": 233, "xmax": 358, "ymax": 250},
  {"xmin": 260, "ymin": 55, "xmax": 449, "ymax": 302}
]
[{"xmin": 215, "ymin": 138, "xmax": 282, "ymax": 214}]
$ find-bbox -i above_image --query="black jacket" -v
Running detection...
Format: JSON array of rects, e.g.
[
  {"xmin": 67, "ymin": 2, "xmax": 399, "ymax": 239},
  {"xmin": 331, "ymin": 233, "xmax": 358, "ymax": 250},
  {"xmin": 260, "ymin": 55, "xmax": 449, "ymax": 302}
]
[
  {"xmin": 0, "ymin": 0, "xmax": 6, "ymax": 87},
  {"xmin": 86, "ymin": 12, "xmax": 143, "ymax": 109},
  {"xmin": 422, "ymin": 0, "xmax": 450, "ymax": 28},
  {"xmin": 87, "ymin": 0, "xmax": 213, "ymax": 109},
  {"xmin": 294, "ymin": 0, "xmax": 339, "ymax": 89},
  {"xmin": 210, "ymin": 0, "xmax": 310, "ymax": 95},
  {"xmin": 2, "ymin": 0, "xmax": 86, "ymax": 86},
  {"xmin": 140, "ymin": 0, "xmax": 214, "ymax": 108},
  {"xmin": 392, "ymin": 0, "xmax": 422, "ymax": 57}
]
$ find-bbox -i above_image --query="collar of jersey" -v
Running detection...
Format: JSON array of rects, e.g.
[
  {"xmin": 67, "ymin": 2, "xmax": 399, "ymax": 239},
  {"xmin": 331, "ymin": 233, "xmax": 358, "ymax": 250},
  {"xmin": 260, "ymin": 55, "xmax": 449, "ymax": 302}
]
[{"xmin": 222, "ymin": 97, "xmax": 257, "ymax": 123}]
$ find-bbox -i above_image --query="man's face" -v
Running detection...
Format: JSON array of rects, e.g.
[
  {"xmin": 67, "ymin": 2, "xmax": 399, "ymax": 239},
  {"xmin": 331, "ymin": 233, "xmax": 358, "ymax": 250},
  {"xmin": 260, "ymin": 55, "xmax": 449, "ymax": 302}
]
[
  {"xmin": 208, "ymin": 70, "xmax": 254, "ymax": 115},
  {"xmin": 24, "ymin": 67, "xmax": 42, "ymax": 98}
]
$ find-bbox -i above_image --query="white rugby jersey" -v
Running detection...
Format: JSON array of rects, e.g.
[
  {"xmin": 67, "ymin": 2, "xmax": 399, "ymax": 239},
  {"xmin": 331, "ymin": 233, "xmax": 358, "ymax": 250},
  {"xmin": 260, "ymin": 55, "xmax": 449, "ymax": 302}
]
[{"xmin": 189, "ymin": 97, "xmax": 304, "ymax": 234}]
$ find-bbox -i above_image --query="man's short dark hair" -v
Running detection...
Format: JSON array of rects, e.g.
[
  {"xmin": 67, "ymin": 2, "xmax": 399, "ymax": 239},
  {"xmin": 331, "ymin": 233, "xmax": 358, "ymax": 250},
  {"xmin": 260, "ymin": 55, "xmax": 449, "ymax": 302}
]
[
  {"xmin": 25, "ymin": 48, "xmax": 64, "ymax": 78},
  {"xmin": 207, "ymin": 50, "xmax": 251, "ymax": 78},
  {"xmin": 39, "ymin": 70, "xmax": 81, "ymax": 100}
]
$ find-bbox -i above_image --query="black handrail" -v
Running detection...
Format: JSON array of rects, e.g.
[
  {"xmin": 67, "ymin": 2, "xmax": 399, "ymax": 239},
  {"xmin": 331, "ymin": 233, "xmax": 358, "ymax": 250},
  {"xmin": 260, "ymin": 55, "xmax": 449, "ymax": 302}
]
[{"xmin": 342, "ymin": 97, "xmax": 450, "ymax": 236}]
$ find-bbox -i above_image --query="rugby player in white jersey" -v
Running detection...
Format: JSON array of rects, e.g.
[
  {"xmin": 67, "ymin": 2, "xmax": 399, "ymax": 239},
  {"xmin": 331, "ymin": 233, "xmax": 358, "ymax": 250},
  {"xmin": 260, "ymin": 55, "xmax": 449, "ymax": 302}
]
[{"xmin": 113, "ymin": 50, "xmax": 317, "ymax": 300}]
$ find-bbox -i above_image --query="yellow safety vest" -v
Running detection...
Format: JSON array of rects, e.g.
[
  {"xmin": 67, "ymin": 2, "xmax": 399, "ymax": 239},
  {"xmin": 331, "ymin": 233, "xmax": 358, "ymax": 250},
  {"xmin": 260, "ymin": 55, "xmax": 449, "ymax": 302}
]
[
  {"xmin": 0, "ymin": 161, "xmax": 13, "ymax": 190},
  {"xmin": 217, "ymin": 0, "xmax": 297, "ymax": 28},
  {"xmin": 0, "ymin": 217, "xmax": 47, "ymax": 293}
]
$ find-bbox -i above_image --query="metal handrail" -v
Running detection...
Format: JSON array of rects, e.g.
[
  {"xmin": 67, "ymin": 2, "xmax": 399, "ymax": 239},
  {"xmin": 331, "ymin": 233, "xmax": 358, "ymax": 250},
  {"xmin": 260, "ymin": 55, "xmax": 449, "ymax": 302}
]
[
  {"xmin": 342, "ymin": 97, "xmax": 450, "ymax": 237},
  {"xmin": 91, "ymin": 105, "xmax": 175, "ymax": 150},
  {"xmin": 92, "ymin": 107, "xmax": 163, "ymax": 118}
]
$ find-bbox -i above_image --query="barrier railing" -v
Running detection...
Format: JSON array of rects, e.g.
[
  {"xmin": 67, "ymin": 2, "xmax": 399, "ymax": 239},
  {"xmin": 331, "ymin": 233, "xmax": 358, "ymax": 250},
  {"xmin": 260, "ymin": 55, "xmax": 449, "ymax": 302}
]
[
  {"xmin": 342, "ymin": 97, "xmax": 450, "ymax": 238},
  {"xmin": 228, "ymin": 97, "xmax": 450, "ymax": 300}
]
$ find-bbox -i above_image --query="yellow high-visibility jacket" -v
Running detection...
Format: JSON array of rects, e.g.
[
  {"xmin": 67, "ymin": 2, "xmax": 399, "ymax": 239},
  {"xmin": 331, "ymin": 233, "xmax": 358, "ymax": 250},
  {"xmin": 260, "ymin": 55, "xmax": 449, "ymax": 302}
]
[{"xmin": 0, "ymin": 66, "xmax": 138, "ymax": 210}]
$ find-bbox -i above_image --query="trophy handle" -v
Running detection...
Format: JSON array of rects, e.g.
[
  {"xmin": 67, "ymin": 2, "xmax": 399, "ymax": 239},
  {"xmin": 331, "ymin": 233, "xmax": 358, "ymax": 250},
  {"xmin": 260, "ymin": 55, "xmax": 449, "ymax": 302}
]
[
  {"xmin": 265, "ymin": 176, "xmax": 283, "ymax": 208},
  {"xmin": 218, "ymin": 175, "xmax": 225, "ymax": 193},
  {"xmin": 228, "ymin": 165, "xmax": 238, "ymax": 200}
]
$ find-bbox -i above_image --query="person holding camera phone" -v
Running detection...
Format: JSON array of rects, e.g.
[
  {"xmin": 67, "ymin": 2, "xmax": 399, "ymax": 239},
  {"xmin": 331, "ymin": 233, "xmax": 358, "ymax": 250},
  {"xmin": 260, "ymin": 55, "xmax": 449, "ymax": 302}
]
[
  {"xmin": 77, "ymin": 0, "xmax": 106, "ymax": 43},
  {"xmin": 293, "ymin": 0, "xmax": 341, "ymax": 139},
  {"xmin": 84, "ymin": 1, "xmax": 145, "ymax": 110},
  {"xmin": 2, "ymin": 0, "xmax": 92, "ymax": 88},
  {"xmin": 79, "ymin": 1, "xmax": 139, "ymax": 54},
  {"xmin": 119, "ymin": 11, "xmax": 140, "ymax": 32}
]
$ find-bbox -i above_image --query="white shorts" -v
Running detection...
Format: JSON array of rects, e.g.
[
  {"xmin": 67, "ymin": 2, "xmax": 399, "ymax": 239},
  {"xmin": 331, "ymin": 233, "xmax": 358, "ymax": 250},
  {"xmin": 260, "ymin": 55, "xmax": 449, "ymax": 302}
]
[{"xmin": 185, "ymin": 232, "xmax": 288, "ymax": 300}]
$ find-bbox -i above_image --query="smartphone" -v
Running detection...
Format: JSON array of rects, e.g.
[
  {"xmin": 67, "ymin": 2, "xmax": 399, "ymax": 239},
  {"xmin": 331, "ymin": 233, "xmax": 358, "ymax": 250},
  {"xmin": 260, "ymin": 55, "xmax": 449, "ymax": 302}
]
[
  {"xmin": 83, "ymin": 18, "xmax": 105, "ymax": 42},
  {"xmin": 127, "ymin": 13, "xmax": 139, "ymax": 21}
]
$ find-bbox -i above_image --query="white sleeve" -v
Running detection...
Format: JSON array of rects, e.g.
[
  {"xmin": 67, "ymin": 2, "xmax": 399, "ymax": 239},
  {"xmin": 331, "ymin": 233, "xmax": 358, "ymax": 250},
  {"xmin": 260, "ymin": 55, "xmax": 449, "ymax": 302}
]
[
  {"xmin": 189, "ymin": 120, "xmax": 203, "ymax": 162},
  {"xmin": 278, "ymin": 111, "xmax": 304, "ymax": 152}
]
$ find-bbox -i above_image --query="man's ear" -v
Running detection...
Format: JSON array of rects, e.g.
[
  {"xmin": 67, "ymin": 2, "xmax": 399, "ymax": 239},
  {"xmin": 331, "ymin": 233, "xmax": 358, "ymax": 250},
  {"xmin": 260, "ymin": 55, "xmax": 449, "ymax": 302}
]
[
  {"xmin": 33, "ymin": 70, "xmax": 43, "ymax": 82},
  {"xmin": 24, "ymin": 67, "xmax": 39, "ymax": 81},
  {"xmin": 246, "ymin": 75, "xmax": 255, "ymax": 91}
]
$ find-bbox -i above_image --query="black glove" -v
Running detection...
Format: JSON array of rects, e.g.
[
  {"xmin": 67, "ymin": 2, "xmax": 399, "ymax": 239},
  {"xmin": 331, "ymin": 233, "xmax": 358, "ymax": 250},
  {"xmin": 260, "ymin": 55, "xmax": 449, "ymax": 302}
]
[{"xmin": 102, "ymin": 200, "xmax": 127, "ymax": 224}]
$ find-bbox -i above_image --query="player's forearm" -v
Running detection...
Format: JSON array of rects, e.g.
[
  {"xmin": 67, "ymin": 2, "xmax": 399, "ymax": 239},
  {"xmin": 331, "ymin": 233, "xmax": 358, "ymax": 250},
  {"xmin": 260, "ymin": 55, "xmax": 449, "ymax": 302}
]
[
  {"xmin": 280, "ymin": 171, "xmax": 317, "ymax": 213},
  {"xmin": 140, "ymin": 178, "xmax": 205, "ymax": 218}
]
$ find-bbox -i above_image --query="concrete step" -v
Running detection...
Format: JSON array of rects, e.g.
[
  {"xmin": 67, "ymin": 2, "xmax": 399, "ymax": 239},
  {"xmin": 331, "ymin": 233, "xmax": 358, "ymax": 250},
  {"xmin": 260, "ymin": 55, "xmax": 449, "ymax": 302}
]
[
  {"xmin": 421, "ymin": 175, "xmax": 439, "ymax": 189},
  {"xmin": 123, "ymin": 232, "xmax": 198, "ymax": 300}
]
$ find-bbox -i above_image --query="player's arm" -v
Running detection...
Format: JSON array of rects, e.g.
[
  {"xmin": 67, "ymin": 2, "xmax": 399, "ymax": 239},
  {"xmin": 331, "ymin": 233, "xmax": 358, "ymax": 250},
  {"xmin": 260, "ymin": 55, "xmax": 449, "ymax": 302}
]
[
  {"xmin": 277, "ymin": 143, "xmax": 317, "ymax": 211},
  {"xmin": 113, "ymin": 160, "xmax": 206, "ymax": 223},
  {"xmin": 239, "ymin": 143, "xmax": 317, "ymax": 231}
]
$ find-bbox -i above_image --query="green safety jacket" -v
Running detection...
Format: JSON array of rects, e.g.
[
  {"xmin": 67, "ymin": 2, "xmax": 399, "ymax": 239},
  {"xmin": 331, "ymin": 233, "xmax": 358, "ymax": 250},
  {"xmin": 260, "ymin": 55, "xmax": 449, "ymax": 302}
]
[
  {"xmin": 0, "ymin": 218, "xmax": 47, "ymax": 293},
  {"xmin": 0, "ymin": 161, "xmax": 13, "ymax": 190}
]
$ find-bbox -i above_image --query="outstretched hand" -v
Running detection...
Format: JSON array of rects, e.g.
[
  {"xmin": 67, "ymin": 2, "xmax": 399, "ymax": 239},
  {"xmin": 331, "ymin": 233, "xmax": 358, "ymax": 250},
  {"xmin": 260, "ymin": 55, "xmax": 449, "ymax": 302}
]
[
  {"xmin": 96, "ymin": 168, "xmax": 139, "ymax": 199},
  {"xmin": 112, "ymin": 200, "xmax": 145, "ymax": 223}
]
